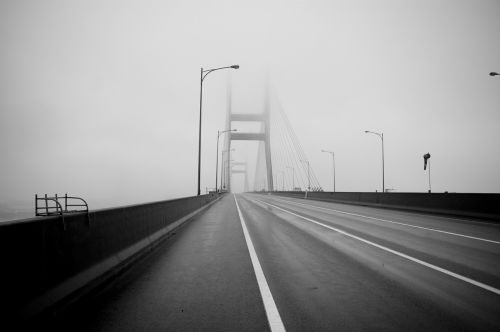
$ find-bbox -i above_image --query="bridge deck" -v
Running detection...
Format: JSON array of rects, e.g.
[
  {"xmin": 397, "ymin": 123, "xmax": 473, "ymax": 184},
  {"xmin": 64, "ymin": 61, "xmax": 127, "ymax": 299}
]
[{"xmin": 49, "ymin": 194, "xmax": 500, "ymax": 331}]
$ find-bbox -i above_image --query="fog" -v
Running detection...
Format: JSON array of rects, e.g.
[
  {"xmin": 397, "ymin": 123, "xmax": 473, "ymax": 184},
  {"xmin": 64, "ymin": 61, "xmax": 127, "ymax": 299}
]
[{"xmin": 1, "ymin": 0, "xmax": 500, "ymax": 217}]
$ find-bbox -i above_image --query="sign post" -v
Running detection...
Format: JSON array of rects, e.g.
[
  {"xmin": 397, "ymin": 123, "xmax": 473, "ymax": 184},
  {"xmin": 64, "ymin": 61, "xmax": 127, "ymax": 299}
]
[{"xmin": 423, "ymin": 153, "xmax": 431, "ymax": 193}]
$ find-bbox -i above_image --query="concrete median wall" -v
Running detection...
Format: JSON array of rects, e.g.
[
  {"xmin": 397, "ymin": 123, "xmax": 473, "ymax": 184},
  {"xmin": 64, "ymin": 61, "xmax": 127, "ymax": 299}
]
[
  {"xmin": 0, "ymin": 193, "xmax": 221, "ymax": 321},
  {"xmin": 264, "ymin": 191, "xmax": 500, "ymax": 221}
]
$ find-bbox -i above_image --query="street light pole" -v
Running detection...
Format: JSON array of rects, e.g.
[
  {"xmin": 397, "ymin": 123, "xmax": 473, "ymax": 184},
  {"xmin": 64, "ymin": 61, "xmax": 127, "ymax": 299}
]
[
  {"xmin": 364, "ymin": 130, "xmax": 385, "ymax": 193},
  {"xmin": 286, "ymin": 166, "xmax": 294, "ymax": 191},
  {"xmin": 321, "ymin": 150, "xmax": 336, "ymax": 192},
  {"xmin": 198, "ymin": 64, "xmax": 239, "ymax": 196},
  {"xmin": 277, "ymin": 170, "xmax": 285, "ymax": 191},
  {"xmin": 428, "ymin": 158, "xmax": 431, "ymax": 193},
  {"xmin": 423, "ymin": 152, "xmax": 431, "ymax": 193},
  {"xmin": 222, "ymin": 159, "xmax": 233, "ymax": 191},
  {"xmin": 300, "ymin": 160, "xmax": 311, "ymax": 191},
  {"xmin": 220, "ymin": 149, "xmax": 235, "ymax": 192},
  {"xmin": 216, "ymin": 129, "xmax": 236, "ymax": 193}
]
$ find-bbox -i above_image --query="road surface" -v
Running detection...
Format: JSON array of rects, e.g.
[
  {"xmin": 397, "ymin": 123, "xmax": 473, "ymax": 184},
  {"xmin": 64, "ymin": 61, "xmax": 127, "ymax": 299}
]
[{"xmin": 49, "ymin": 193, "xmax": 500, "ymax": 331}]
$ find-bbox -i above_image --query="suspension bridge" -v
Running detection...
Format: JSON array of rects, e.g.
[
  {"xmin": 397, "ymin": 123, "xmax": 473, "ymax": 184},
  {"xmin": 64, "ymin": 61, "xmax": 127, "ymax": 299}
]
[
  {"xmin": 219, "ymin": 81, "xmax": 322, "ymax": 194},
  {"xmin": 1, "ymin": 82, "xmax": 500, "ymax": 331}
]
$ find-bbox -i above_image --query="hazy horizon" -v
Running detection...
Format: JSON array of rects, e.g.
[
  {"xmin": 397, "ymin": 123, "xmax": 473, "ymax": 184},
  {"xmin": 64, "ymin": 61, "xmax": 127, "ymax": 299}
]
[{"xmin": 1, "ymin": 0, "xmax": 500, "ymax": 221}]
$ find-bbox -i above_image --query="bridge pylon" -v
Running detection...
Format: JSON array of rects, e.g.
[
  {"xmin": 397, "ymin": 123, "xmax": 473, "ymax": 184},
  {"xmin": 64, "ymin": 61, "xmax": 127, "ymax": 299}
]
[
  {"xmin": 231, "ymin": 161, "xmax": 250, "ymax": 192},
  {"xmin": 223, "ymin": 82, "xmax": 273, "ymax": 192}
]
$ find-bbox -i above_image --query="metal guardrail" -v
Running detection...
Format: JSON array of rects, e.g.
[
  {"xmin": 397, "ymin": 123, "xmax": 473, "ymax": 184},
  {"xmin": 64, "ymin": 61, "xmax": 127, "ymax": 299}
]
[{"xmin": 35, "ymin": 194, "xmax": 89, "ymax": 229}]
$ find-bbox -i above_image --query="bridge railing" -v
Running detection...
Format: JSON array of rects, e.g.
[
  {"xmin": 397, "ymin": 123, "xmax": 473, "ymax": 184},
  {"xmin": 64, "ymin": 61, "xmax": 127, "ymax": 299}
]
[
  {"xmin": 1, "ymin": 192, "xmax": 222, "ymax": 323},
  {"xmin": 35, "ymin": 194, "xmax": 89, "ymax": 216},
  {"xmin": 35, "ymin": 194, "xmax": 89, "ymax": 229}
]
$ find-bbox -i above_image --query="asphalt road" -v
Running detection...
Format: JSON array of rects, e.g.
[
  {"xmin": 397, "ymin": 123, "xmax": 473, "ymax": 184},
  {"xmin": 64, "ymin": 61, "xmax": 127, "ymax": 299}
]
[{"xmin": 51, "ymin": 193, "xmax": 500, "ymax": 331}]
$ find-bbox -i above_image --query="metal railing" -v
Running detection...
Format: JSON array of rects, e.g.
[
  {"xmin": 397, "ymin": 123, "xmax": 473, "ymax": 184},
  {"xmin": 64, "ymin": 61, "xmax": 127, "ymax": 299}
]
[{"xmin": 35, "ymin": 194, "xmax": 89, "ymax": 228}]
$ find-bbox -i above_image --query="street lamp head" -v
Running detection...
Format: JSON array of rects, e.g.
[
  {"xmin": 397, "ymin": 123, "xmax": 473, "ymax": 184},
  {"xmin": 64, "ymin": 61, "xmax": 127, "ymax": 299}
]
[
  {"xmin": 231, "ymin": 65, "xmax": 240, "ymax": 69},
  {"xmin": 364, "ymin": 130, "xmax": 369, "ymax": 133},
  {"xmin": 490, "ymin": 72, "xmax": 499, "ymax": 76},
  {"xmin": 232, "ymin": 129, "xmax": 238, "ymax": 132}
]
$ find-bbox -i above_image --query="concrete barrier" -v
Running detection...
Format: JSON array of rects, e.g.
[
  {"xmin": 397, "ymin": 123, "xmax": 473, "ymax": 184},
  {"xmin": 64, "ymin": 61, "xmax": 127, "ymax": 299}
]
[
  {"xmin": 262, "ymin": 191, "xmax": 500, "ymax": 221},
  {"xmin": 0, "ymin": 193, "xmax": 221, "ymax": 322}
]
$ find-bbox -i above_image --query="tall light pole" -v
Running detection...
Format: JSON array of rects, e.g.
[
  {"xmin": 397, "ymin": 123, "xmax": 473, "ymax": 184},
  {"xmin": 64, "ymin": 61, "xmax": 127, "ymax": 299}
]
[
  {"xmin": 321, "ymin": 150, "xmax": 336, "ymax": 192},
  {"xmin": 286, "ymin": 166, "xmax": 294, "ymax": 191},
  {"xmin": 220, "ymin": 149, "xmax": 235, "ymax": 192},
  {"xmin": 222, "ymin": 159, "xmax": 234, "ymax": 191},
  {"xmin": 300, "ymin": 159, "xmax": 311, "ymax": 191},
  {"xmin": 424, "ymin": 153, "xmax": 431, "ymax": 193},
  {"xmin": 198, "ymin": 64, "xmax": 239, "ymax": 196},
  {"xmin": 277, "ymin": 170, "xmax": 285, "ymax": 191},
  {"xmin": 216, "ymin": 129, "xmax": 236, "ymax": 193},
  {"xmin": 364, "ymin": 130, "xmax": 385, "ymax": 193}
]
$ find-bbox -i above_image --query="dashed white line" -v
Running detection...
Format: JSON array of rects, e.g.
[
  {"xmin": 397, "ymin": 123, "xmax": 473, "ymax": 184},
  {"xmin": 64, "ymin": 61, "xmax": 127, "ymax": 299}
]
[
  {"xmin": 253, "ymin": 198, "xmax": 500, "ymax": 296},
  {"xmin": 268, "ymin": 196, "xmax": 500, "ymax": 245},
  {"xmin": 234, "ymin": 195, "xmax": 286, "ymax": 332}
]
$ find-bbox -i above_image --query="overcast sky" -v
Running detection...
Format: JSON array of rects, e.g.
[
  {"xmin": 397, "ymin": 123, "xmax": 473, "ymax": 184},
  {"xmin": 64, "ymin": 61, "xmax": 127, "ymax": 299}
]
[{"xmin": 1, "ymin": 0, "xmax": 499, "ymax": 212}]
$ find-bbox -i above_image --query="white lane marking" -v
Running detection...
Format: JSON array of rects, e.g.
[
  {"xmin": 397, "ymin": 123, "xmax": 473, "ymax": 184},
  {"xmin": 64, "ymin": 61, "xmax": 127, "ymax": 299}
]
[
  {"xmin": 268, "ymin": 195, "xmax": 500, "ymax": 226},
  {"xmin": 234, "ymin": 195, "xmax": 286, "ymax": 332},
  {"xmin": 266, "ymin": 196, "xmax": 500, "ymax": 245},
  {"xmin": 253, "ymin": 198, "xmax": 500, "ymax": 296}
]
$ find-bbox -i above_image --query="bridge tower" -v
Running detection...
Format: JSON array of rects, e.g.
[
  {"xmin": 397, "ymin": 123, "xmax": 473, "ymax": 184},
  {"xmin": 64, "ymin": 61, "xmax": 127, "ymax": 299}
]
[
  {"xmin": 232, "ymin": 161, "xmax": 250, "ymax": 192},
  {"xmin": 223, "ymin": 82, "xmax": 273, "ymax": 192}
]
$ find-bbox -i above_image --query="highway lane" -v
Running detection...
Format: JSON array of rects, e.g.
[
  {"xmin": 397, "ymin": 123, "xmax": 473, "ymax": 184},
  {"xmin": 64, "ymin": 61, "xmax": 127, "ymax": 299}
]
[
  {"xmin": 45, "ymin": 193, "xmax": 500, "ymax": 331},
  {"xmin": 47, "ymin": 195, "xmax": 269, "ymax": 331},
  {"xmin": 251, "ymin": 194, "xmax": 500, "ymax": 289},
  {"xmin": 240, "ymin": 193, "xmax": 500, "ymax": 331}
]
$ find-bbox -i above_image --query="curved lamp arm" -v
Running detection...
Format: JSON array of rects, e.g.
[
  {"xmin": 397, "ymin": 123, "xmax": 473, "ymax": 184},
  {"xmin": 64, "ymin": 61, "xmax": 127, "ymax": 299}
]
[
  {"xmin": 364, "ymin": 130, "xmax": 383, "ymax": 140},
  {"xmin": 202, "ymin": 65, "xmax": 239, "ymax": 81}
]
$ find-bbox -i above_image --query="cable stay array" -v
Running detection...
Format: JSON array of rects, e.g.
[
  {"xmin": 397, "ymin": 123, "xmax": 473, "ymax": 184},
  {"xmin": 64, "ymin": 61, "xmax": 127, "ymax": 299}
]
[
  {"xmin": 254, "ymin": 90, "xmax": 322, "ymax": 192},
  {"xmin": 221, "ymin": 76, "xmax": 322, "ymax": 193}
]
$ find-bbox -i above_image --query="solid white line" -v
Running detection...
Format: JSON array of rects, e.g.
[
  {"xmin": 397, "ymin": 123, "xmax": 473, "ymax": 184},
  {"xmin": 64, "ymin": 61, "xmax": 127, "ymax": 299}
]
[
  {"xmin": 253, "ymin": 198, "xmax": 500, "ymax": 296},
  {"xmin": 268, "ymin": 196, "xmax": 500, "ymax": 245},
  {"xmin": 270, "ymin": 195, "xmax": 500, "ymax": 226},
  {"xmin": 234, "ymin": 195, "xmax": 286, "ymax": 332}
]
